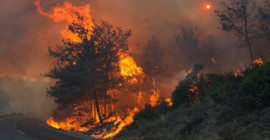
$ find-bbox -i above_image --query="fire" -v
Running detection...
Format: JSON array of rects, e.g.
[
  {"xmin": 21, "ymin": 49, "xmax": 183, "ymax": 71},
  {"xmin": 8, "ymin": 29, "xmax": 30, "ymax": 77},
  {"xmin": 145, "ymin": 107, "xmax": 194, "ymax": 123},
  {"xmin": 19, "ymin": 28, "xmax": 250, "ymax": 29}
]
[
  {"xmin": 211, "ymin": 57, "xmax": 218, "ymax": 64},
  {"xmin": 35, "ymin": 0, "xmax": 167, "ymax": 138},
  {"xmin": 150, "ymin": 79, "xmax": 160, "ymax": 106},
  {"xmin": 234, "ymin": 69, "xmax": 244, "ymax": 77},
  {"xmin": 33, "ymin": 0, "xmax": 93, "ymax": 43},
  {"xmin": 165, "ymin": 98, "xmax": 173, "ymax": 106},
  {"xmin": 119, "ymin": 52, "xmax": 144, "ymax": 78},
  {"xmin": 102, "ymin": 107, "xmax": 139, "ymax": 138},
  {"xmin": 46, "ymin": 117, "xmax": 88, "ymax": 132},
  {"xmin": 253, "ymin": 57, "xmax": 264, "ymax": 66}
]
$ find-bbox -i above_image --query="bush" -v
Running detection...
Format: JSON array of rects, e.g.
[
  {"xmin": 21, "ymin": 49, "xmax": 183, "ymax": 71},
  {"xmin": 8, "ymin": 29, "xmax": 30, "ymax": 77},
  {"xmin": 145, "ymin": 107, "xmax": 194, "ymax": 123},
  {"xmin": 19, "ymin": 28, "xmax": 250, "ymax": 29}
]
[
  {"xmin": 205, "ymin": 73, "xmax": 242, "ymax": 103},
  {"xmin": 172, "ymin": 80, "xmax": 194, "ymax": 108},
  {"xmin": 238, "ymin": 62, "xmax": 270, "ymax": 110}
]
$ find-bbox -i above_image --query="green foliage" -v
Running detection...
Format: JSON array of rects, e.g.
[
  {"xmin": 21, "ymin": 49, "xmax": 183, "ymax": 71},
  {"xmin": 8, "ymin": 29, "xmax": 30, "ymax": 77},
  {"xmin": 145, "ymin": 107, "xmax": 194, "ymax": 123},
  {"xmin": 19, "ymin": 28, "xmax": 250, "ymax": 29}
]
[
  {"xmin": 204, "ymin": 73, "xmax": 242, "ymax": 102},
  {"xmin": 172, "ymin": 80, "xmax": 193, "ymax": 108},
  {"xmin": 238, "ymin": 62, "xmax": 270, "ymax": 110},
  {"xmin": 172, "ymin": 63, "xmax": 203, "ymax": 108}
]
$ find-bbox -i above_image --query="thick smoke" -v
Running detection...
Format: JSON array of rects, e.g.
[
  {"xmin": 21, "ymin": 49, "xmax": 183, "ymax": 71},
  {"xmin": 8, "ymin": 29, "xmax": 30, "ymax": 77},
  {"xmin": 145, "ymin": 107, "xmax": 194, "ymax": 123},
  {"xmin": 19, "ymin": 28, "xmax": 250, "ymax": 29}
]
[
  {"xmin": 0, "ymin": 77, "xmax": 56, "ymax": 119},
  {"xmin": 0, "ymin": 0, "xmax": 270, "ymax": 103}
]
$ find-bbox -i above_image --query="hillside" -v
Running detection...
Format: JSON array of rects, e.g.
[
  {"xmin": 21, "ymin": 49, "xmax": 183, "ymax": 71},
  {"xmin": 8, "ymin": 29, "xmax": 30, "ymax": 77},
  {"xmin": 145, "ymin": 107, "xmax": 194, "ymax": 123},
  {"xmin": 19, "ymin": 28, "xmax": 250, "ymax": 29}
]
[{"xmin": 114, "ymin": 61, "xmax": 270, "ymax": 140}]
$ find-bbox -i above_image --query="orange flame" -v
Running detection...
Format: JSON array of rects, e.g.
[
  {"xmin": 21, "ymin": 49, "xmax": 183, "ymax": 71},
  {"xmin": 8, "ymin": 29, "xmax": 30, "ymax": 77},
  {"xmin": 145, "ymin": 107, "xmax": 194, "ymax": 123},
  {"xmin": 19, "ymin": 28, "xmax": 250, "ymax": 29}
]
[
  {"xmin": 119, "ymin": 52, "xmax": 144, "ymax": 78},
  {"xmin": 34, "ymin": 0, "xmax": 94, "ymax": 43},
  {"xmin": 165, "ymin": 98, "xmax": 173, "ymax": 106}
]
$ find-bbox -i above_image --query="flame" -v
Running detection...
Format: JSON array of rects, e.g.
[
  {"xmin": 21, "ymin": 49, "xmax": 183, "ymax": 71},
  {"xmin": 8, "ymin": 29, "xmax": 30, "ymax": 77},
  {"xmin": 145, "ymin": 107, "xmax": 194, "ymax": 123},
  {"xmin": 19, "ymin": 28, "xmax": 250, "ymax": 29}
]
[
  {"xmin": 211, "ymin": 57, "xmax": 218, "ymax": 64},
  {"xmin": 47, "ymin": 117, "xmax": 89, "ymax": 132},
  {"xmin": 33, "ymin": 0, "xmax": 93, "ymax": 43},
  {"xmin": 234, "ymin": 69, "xmax": 244, "ymax": 77},
  {"xmin": 165, "ymin": 98, "xmax": 173, "ymax": 106},
  {"xmin": 149, "ymin": 79, "xmax": 160, "ymax": 106},
  {"xmin": 119, "ymin": 52, "xmax": 144, "ymax": 78},
  {"xmin": 253, "ymin": 57, "xmax": 264, "ymax": 66},
  {"xmin": 102, "ymin": 107, "xmax": 139, "ymax": 138}
]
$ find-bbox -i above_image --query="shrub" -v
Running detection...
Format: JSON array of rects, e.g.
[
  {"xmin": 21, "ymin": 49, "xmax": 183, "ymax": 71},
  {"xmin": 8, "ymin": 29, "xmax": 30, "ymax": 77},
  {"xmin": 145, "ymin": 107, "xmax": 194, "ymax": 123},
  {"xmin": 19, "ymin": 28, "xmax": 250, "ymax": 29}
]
[
  {"xmin": 238, "ymin": 62, "xmax": 270, "ymax": 110},
  {"xmin": 205, "ymin": 73, "xmax": 242, "ymax": 103},
  {"xmin": 134, "ymin": 99, "xmax": 170, "ymax": 121},
  {"xmin": 172, "ymin": 80, "xmax": 194, "ymax": 108}
]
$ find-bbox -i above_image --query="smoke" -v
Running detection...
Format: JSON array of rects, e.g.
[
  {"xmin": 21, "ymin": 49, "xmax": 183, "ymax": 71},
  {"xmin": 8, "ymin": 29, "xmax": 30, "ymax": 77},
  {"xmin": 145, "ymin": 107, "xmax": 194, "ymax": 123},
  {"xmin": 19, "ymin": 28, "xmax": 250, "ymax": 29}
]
[
  {"xmin": 1, "ymin": 0, "xmax": 270, "ymax": 103},
  {"xmin": 0, "ymin": 77, "xmax": 56, "ymax": 119},
  {"xmin": 0, "ymin": 90, "xmax": 9, "ymax": 114}
]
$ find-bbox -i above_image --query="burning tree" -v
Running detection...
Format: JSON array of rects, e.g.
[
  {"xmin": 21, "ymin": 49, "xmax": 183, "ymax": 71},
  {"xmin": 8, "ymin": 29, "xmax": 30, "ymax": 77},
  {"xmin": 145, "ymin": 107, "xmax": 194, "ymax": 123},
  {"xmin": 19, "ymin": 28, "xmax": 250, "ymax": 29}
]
[
  {"xmin": 44, "ymin": 20, "xmax": 131, "ymax": 123},
  {"xmin": 35, "ymin": 0, "xmax": 173, "ymax": 138}
]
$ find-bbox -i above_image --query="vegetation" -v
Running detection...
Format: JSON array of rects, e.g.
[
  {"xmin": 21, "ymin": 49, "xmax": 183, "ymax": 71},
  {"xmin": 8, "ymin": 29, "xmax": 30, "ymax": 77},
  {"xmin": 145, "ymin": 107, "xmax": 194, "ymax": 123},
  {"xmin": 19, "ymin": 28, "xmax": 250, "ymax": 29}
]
[
  {"xmin": 116, "ymin": 62, "xmax": 270, "ymax": 140},
  {"xmin": 239, "ymin": 62, "xmax": 270, "ymax": 110}
]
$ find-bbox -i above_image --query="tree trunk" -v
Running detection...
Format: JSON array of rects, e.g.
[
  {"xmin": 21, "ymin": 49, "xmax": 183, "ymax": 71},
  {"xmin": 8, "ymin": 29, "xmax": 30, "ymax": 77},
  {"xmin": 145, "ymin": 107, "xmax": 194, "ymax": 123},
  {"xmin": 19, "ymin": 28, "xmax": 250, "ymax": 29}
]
[
  {"xmin": 104, "ymin": 88, "xmax": 107, "ymax": 117},
  {"xmin": 243, "ymin": 1, "xmax": 254, "ymax": 64},
  {"xmin": 93, "ymin": 89, "xmax": 103, "ymax": 123}
]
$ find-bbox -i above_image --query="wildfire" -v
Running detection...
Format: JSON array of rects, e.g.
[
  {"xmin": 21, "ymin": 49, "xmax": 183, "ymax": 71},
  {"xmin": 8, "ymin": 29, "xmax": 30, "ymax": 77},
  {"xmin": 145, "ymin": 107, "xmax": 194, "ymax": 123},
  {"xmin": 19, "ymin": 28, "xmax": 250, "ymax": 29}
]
[
  {"xmin": 253, "ymin": 57, "xmax": 264, "ymax": 66},
  {"xmin": 34, "ymin": 0, "xmax": 168, "ymax": 139}
]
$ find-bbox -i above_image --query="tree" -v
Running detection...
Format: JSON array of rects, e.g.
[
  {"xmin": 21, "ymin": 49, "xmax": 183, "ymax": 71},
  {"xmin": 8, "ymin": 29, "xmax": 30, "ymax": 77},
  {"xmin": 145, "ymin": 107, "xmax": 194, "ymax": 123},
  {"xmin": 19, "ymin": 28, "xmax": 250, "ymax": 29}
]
[
  {"xmin": 215, "ymin": 0, "xmax": 258, "ymax": 64},
  {"xmin": 174, "ymin": 25, "xmax": 205, "ymax": 65},
  {"xmin": 44, "ymin": 20, "xmax": 131, "ymax": 123},
  {"xmin": 141, "ymin": 36, "xmax": 165, "ymax": 78}
]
